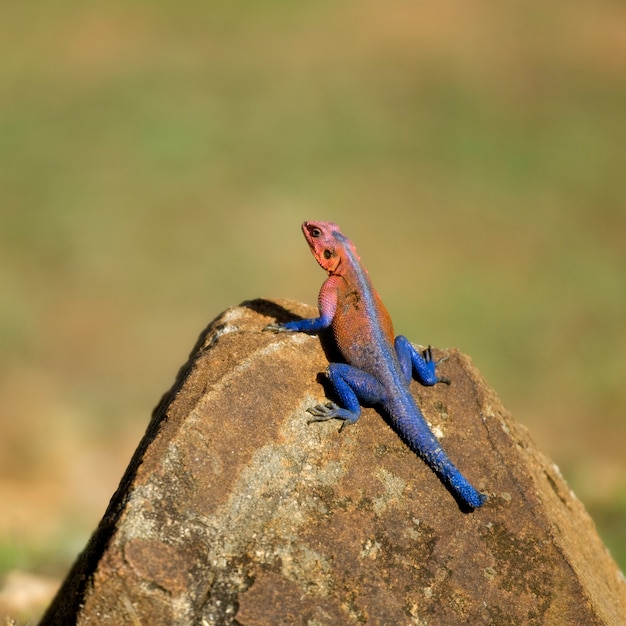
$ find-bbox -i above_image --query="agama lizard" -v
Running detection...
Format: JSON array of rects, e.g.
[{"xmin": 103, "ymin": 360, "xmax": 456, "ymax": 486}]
[{"xmin": 267, "ymin": 221, "xmax": 486, "ymax": 509}]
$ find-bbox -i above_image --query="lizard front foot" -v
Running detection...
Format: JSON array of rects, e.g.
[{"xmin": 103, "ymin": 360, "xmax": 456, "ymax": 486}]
[{"xmin": 263, "ymin": 322, "xmax": 298, "ymax": 333}]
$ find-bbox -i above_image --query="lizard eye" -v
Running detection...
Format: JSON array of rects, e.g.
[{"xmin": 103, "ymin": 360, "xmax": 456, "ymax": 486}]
[
  {"xmin": 323, "ymin": 249, "xmax": 332, "ymax": 259},
  {"xmin": 311, "ymin": 227, "xmax": 322, "ymax": 238}
]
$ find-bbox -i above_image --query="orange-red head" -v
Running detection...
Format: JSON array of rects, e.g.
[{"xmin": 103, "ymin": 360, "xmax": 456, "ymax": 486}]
[{"xmin": 301, "ymin": 221, "xmax": 360, "ymax": 275}]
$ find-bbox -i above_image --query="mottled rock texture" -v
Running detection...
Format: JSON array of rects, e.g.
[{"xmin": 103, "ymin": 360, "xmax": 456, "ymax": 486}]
[{"xmin": 40, "ymin": 299, "xmax": 626, "ymax": 625}]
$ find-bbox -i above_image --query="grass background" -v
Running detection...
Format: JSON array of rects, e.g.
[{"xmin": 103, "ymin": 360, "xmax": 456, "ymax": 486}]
[{"xmin": 1, "ymin": 0, "xmax": 625, "ymax": 616}]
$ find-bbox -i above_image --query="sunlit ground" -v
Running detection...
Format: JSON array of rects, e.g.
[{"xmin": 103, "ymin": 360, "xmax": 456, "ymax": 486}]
[{"xmin": 1, "ymin": 1, "xmax": 625, "ymax": 621}]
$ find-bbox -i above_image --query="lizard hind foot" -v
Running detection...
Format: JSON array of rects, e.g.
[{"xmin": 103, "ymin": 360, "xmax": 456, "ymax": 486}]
[
  {"xmin": 306, "ymin": 402, "xmax": 342, "ymax": 421},
  {"xmin": 306, "ymin": 402, "xmax": 358, "ymax": 432},
  {"xmin": 424, "ymin": 346, "xmax": 451, "ymax": 385}
]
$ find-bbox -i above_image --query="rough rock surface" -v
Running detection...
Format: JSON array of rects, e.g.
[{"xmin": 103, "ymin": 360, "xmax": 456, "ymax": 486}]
[{"xmin": 40, "ymin": 299, "xmax": 626, "ymax": 625}]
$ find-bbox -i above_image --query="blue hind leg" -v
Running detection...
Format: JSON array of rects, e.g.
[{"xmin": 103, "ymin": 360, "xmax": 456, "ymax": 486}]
[
  {"xmin": 307, "ymin": 363, "xmax": 386, "ymax": 431},
  {"xmin": 395, "ymin": 336, "xmax": 450, "ymax": 386}
]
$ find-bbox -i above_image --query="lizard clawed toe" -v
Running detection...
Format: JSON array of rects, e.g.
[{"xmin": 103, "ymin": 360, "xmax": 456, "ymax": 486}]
[
  {"xmin": 422, "ymin": 345, "xmax": 451, "ymax": 385},
  {"xmin": 307, "ymin": 402, "xmax": 355, "ymax": 433},
  {"xmin": 306, "ymin": 402, "xmax": 340, "ymax": 421},
  {"xmin": 263, "ymin": 323, "xmax": 288, "ymax": 333}
]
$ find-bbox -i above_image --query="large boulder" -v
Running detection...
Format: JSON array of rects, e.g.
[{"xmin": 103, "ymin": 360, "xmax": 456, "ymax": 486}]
[{"xmin": 40, "ymin": 299, "xmax": 626, "ymax": 625}]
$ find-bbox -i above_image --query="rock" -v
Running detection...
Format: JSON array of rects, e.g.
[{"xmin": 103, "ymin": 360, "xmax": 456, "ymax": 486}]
[{"xmin": 40, "ymin": 299, "xmax": 626, "ymax": 625}]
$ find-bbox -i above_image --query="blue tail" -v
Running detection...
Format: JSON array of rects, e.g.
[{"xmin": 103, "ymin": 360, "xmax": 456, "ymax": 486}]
[
  {"xmin": 389, "ymin": 397, "xmax": 486, "ymax": 509},
  {"xmin": 437, "ymin": 463, "xmax": 487, "ymax": 509}
]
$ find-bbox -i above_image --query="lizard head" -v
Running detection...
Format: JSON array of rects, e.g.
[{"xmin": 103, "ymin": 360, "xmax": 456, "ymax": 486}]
[{"xmin": 302, "ymin": 221, "xmax": 359, "ymax": 274}]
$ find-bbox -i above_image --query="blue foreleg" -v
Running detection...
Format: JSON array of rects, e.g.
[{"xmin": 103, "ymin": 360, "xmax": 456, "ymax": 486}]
[{"xmin": 274, "ymin": 314, "xmax": 332, "ymax": 333}]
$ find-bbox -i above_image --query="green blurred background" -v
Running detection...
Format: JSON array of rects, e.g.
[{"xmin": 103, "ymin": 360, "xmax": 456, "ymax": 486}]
[{"xmin": 1, "ymin": 0, "xmax": 625, "ymax": 616}]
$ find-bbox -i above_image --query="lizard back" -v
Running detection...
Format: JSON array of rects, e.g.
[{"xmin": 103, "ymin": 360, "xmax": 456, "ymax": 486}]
[{"xmin": 331, "ymin": 240, "xmax": 398, "ymax": 380}]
